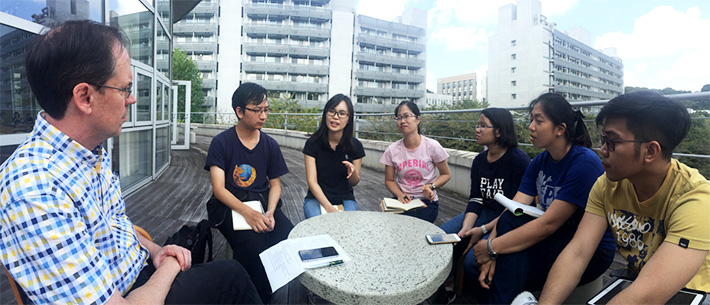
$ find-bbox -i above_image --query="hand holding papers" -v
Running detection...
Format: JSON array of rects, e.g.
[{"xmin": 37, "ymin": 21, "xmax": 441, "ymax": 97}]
[
  {"xmin": 259, "ymin": 234, "xmax": 350, "ymax": 292},
  {"xmin": 232, "ymin": 200, "xmax": 265, "ymax": 230},
  {"xmin": 494, "ymin": 193, "xmax": 544, "ymax": 218}
]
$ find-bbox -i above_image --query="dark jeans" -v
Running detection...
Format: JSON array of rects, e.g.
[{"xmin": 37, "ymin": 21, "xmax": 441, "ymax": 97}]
[
  {"xmin": 441, "ymin": 208, "xmax": 502, "ymax": 278},
  {"xmin": 402, "ymin": 199, "xmax": 438, "ymax": 223},
  {"xmin": 130, "ymin": 259, "xmax": 262, "ymax": 304},
  {"xmin": 466, "ymin": 212, "xmax": 614, "ymax": 304},
  {"xmin": 217, "ymin": 207, "xmax": 293, "ymax": 304}
]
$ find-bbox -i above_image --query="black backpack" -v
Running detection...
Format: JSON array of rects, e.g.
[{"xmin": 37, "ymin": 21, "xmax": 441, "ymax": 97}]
[{"xmin": 164, "ymin": 219, "xmax": 213, "ymax": 265}]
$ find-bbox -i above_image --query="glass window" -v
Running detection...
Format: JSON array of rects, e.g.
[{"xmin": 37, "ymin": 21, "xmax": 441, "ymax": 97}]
[
  {"xmin": 156, "ymin": 0, "xmax": 171, "ymax": 33},
  {"xmin": 136, "ymin": 73, "xmax": 152, "ymax": 122},
  {"xmin": 156, "ymin": 24, "xmax": 170, "ymax": 78},
  {"xmin": 155, "ymin": 126, "xmax": 169, "ymax": 170},
  {"xmin": 109, "ymin": 0, "xmax": 154, "ymax": 66},
  {"xmin": 112, "ymin": 129, "xmax": 153, "ymax": 190},
  {"xmin": 155, "ymin": 82, "xmax": 163, "ymax": 121},
  {"xmin": 163, "ymin": 83, "xmax": 170, "ymax": 121},
  {"xmin": 0, "ymin": 25, "xmax": 41, "ymax": 135},
  {"xmin": 2, "ymin": 0, "xmax": 102, "ymax": 23},
  {"xmin": 0, "ymin": 144, "xmax": 19, "ymax": 165}
]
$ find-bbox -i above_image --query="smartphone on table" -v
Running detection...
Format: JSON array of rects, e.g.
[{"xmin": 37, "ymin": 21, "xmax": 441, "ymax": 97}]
[
  {"xmin": 426, "ymin": 233, "xmax": 461, "ymax": 244},
  {"xmin": 298, "ymin": 246, "xmax": 339, "ymax": 261}
]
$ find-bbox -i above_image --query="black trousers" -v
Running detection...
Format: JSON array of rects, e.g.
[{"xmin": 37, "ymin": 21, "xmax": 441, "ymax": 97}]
[
  {"xmin": 131, "ymin": 259, "xmax": 262, "ymax": 304},
  {"xmin": 217, "ymin": 208, "xmax": 293, "ymax": 304}
]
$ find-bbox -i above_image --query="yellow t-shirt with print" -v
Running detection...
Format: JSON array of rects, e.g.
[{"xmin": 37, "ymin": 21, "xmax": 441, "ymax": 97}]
[{"xmin": 586, "ymin": 159, "xmax": 710, "ymax": 292}]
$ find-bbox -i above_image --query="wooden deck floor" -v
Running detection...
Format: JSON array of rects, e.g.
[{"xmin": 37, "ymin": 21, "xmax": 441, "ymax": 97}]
[{"xmin": 0, "ymin": 134, "xmax": 624, "ymax": 304}]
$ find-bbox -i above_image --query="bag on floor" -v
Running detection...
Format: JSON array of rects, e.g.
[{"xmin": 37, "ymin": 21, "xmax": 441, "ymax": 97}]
[{"xmin": 164, "ymin": 219, "xmax": 213, "ymax": 264}]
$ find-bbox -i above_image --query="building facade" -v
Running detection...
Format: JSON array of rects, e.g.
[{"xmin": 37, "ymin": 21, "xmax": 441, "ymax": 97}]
[
  {"xmin": 487, "ymin": 0, "xmax": 623, "ymax": 107},
  {"xmin": 437, "ymin": 73, "xmax": 477, "ymax": 102},
  {"xmin": 173, "ymin": 0, "xmax": 219, "ymax": 108},
  {"xmin": 425, "ymin": 92, "xmax": 453, "ymax": 108},
  {"xmin": 178, "ymin": 0, "xmax": 426, "ymax": 114},
  {"xmin": 1, "ymin": 0, "xmax": 180, "ymax": 195}
]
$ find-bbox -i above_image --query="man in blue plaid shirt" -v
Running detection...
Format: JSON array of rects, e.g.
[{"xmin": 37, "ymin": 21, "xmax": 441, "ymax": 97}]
[{"xmin": 0, "ymin": 20, "xmax": 261, "ymax": 304}]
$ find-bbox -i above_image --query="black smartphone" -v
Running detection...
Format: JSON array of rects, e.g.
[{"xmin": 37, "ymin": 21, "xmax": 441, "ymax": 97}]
[{"xmin": 298, "ymin": 246, "xmax": 339, "ymax": 261}]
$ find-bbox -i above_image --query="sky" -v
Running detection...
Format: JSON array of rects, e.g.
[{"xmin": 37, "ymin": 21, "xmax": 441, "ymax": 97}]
[{"xmin": 355, "ymin": 0, "xmax": 710, "ymax": 94}]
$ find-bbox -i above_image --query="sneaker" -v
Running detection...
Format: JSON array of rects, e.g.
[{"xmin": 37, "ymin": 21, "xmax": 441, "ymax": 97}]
[{"xmin": 511, "ymin": 291, "xmax": 537, "ymax": 305}]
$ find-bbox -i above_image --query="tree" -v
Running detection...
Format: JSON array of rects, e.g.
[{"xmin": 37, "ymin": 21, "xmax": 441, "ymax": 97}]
[
  {"xmin": 701, "ymin": 84, "xmax": 710, "ymax": 92},
  {"xmin": 172, "ymin": 49, "xmax": 207, "ymax": 122}
]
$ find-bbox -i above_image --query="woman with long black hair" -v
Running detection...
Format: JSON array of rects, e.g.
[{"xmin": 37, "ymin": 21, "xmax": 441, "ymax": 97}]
[{"xmin": 302, "ymin": 94, "xmax": 365, "ymax": 218}]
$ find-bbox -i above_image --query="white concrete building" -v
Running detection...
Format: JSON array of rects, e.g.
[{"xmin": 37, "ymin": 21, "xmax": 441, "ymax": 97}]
[
  {"xmin": 437, "ymin": 73, "xmax": 477, "ymax": 102},
  {"xmin": 487, "ymin": 0, "xmax": 623, "ymax": 107},
  {"xmin": 425, "ymin": 92, "xmax": 454, "ymax": 108},
  {"xmin": 177, "ymin": 0, "xmax": 426, "ymax": 114}
]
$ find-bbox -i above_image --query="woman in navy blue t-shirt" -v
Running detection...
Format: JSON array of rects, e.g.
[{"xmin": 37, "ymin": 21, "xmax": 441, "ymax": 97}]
[
  {"xmin": 467, "ymin": 93, "xmax": 616, "ymax": 304},
  {"xmin": 302, "ymin": 94, "xmax": 365, "ymax": 218}
]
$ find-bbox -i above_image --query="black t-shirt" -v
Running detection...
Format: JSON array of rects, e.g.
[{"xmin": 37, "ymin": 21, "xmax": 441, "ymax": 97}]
[
  {"xmin": 302, "ymin": 136, "xmax": 366, "ymax": 204},
  {"xmin": 204, "ymin": 127, "xmax": 288, "ymax": 192},
  {"xmin": 466, "ymin": 147, "xmax": 530, "ymax": 215}
]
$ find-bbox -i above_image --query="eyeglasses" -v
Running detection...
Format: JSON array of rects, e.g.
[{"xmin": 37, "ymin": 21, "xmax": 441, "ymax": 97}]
[
  {"xmin": 244, "ymin": 107, "xmax": 271, "ymax": 115},
  {"xmin": 92, "ymin": 83, "xmax": 132, "ymax": 99},
  {"xmin": 476, "ymin": 124, "xmax": 494, "ymax": 129},
  {"xmin": 394, "ymin": 113, "xmax": 417, "ymax": 121},
  {"xmin": 600, "ymin": 132, "xmax": 647, "ymax": 152},
  {"xmin": 327, "ymin": 109, "xmax": 349, "ymax": 118}
]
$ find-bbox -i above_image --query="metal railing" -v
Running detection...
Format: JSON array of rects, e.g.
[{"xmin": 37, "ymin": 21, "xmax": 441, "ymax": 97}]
[{"xmin": 180, "ymin": 92, "xmax": 710, "ymax": 178}]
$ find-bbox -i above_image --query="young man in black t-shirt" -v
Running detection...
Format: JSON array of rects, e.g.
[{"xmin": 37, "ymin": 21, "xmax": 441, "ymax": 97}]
[{"xmin": 204, "ymin": 82, "xmax": 292, "ymax": 303}]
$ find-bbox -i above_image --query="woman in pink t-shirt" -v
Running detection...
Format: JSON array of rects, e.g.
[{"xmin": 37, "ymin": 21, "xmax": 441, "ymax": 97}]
[{"xmin": 379, "ymin": 101, "xmax": 451, "ymax": 223}]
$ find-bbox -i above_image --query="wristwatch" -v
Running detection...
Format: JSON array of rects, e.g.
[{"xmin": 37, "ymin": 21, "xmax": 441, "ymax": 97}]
[
  {"xmin": 431, "ymin": 183, "xmax": 436, "ymax": 190},
  {"xmin": 487, "ymin": 238, "xmax": 498, "ymax": 260},
  {"xmin": 480, "ymin": 225, "xmax": 488, "ymax": 235}
]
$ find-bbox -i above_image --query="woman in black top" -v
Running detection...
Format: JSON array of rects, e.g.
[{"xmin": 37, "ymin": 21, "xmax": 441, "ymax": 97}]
[{"xmin": 302, "ymin": 94, "xmax": 365, "ymax": 218}]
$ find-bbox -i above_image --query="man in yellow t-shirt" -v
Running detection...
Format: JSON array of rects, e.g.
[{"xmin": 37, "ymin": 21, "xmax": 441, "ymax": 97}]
[{"xmin": 538, "ymin": 90, "xmax": 710, "ymax": 304}]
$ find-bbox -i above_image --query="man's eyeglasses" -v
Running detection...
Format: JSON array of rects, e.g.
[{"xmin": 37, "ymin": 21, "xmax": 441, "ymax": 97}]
[
  {"xmin": 244, "ymin": 107, "xmax": 271, "ymax": 115},
  {"xmin": 476, "ymin": 124, "xmax": 494, "ymax": 129},
  {"xmin": 327, "ymin": 109, "xmax": 349, "ymax": 118},
  {"xmin": 600, "ymin": 132, "xmax": 647, "ymax": 152},
  {"xmin": 92, "ymin": 83, "xmax": 132, "ymax": 99},
  {"xmin": 394, "ymin": 113, "xmax": 417, "ymax": 121}
]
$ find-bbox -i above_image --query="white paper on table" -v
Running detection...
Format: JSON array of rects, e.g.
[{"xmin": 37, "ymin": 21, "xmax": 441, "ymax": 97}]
[{"xmin": 259, "ymin": 234, "xmax": 350, "ymax": 292}]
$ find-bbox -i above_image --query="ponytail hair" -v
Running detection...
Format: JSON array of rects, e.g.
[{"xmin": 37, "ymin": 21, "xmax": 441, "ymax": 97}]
[{"xmin": 528, "ymin": 93, "xmax": 592, "ymax": 148}]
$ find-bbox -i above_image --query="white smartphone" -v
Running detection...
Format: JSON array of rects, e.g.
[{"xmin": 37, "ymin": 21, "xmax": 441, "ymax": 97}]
[{"xmin": 426, "ymin": 233, "xmax": 461, "ymax": 244}]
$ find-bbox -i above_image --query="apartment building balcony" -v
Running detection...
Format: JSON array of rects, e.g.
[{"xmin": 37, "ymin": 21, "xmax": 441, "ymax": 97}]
[
  {"xmin": 242, "ymin": 43, "xmax": 330, "ymax": 58},
  {"xmin": 242, "ymin": 62, "xmax": 329, "ymax": 75},
  {"xmin": 191, "ymin": 3, "xmax": 218, "ymax": 14},
  {"xmin": 195, "ymin": 60, "xmax": 217, "ymax": 71},
  {"xmin": 243, "ymin": 24, "xmax": 330, "ymax": 39},
  {"xmin": 555, "ymin": 47, "xmax": 623, "ymax": 76},
  {"xmin": 356, "ymin": 53, "xmax": 424, "ymax": 69},
  {"xmin": 357, "ymin": 35, "xmax": 425, "ymax": 53},
  {"xmin": 243, "ymin": 3, "xmax": 331, "ymax": 20},
  {"xmin": 174, "ymin": 42, "xmax": 216, "ymax": 53},
  {"xmin": 355, "ymin": 70, "xmax": 425, "ymax": 83},
  {"xmin": 554, "ymin": 72, "xmax": 621, "ymax": 93},
  {"xmin": 203, "ymin": 96, "xmax": 216, "ymax": 107},
  {"xmin": 260, "ymin": 80, "xmax": 328, "ymax": 92},
  {"xmin": 173, "ymin": 22, "xmax": 217, "ymax": 34},
  {"xmin": 202, "ymin": 79, "xmax": 216, "ymax": 89}
]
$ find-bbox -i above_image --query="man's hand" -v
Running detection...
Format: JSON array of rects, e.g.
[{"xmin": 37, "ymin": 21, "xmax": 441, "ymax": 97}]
[
  {"xmin": 244, "ymin": 208, "xmax": 271, "ymax": 233},
  {"xmin": 265, "ymin": 209, "xmax": 276, "ymax": 231},
  {"xmin": 478, "ymin": 260, "xmax": 496, "ymax": 289},
  {"xmin": 462, "ymin": 227, "xmax": 484, "ymax": 255},
  {"xmin": 153, "ymin": 244, "xmax": 191, "ymax": 271},
  {"xmin": 473, "ymin": 239, "xmax": 492, "ymax": 264}
]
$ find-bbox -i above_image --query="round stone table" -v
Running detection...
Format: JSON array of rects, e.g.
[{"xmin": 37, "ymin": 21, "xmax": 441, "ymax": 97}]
[{"xmin": 289, "ymin": 211, "xmax": 452, "ymax": 305}]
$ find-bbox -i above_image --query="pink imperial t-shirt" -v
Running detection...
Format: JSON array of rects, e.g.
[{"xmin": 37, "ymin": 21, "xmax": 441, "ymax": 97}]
[{"xmin": 379, "ymin": 135, "xmax": 450, "ymax": 201}]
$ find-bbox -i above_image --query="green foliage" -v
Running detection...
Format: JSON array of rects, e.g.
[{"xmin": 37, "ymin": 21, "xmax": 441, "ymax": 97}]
[
  {"xmin": 263, "ymin": 92, "xmax": 320, "ymax": 132},
  {"xmin": 676, "ymin": 111, "xmax": 710, "ymax": 177},
  {"xmin": 172, "ymin": 49, "xmax": 207, "ymax": 122}
]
